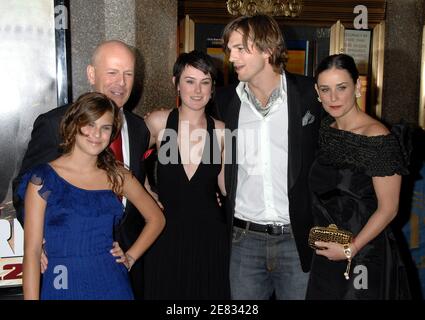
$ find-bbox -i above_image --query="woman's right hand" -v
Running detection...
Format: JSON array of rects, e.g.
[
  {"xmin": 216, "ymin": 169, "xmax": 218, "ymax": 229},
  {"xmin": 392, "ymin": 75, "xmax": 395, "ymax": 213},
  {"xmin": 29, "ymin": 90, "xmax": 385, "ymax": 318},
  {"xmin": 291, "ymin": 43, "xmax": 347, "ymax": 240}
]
[
  {"xmin": 314, "ymin": 241, "xmax": 345, "ymax": 261},
  {"xmin": 144, "ymin": 178, "xmax": 164, "ymax": 210}
]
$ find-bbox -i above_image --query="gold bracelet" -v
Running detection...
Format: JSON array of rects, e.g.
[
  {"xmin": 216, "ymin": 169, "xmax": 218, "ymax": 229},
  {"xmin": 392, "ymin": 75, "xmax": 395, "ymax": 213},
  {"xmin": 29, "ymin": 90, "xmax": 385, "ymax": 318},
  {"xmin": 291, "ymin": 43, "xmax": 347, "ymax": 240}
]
[{"xmin": 343, "ymin": 244, "xmax": 352, "ymax": 280}]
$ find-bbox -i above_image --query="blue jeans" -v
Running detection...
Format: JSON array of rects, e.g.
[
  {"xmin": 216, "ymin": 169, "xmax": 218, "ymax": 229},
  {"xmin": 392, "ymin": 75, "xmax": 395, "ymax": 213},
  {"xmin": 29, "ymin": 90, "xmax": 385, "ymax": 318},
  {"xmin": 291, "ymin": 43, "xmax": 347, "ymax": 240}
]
[{"xmin": 230, "ymin": 225, "xmax": 309, "ymax": 300}]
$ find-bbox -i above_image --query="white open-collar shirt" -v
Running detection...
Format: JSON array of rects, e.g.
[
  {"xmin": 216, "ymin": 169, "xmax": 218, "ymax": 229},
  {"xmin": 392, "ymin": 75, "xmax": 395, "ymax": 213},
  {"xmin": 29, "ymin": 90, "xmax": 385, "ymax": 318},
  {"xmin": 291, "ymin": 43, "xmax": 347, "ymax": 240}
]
[{"xmin": 234, "ymin": 74, "xmax": 290, "ymax": 225}]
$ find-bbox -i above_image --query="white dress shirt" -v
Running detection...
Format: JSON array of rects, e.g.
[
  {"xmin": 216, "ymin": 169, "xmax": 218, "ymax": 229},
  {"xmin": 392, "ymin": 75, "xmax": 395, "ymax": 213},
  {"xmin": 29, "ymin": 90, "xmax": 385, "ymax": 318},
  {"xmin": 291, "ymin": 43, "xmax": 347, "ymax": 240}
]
[
  {"xmin": 120, "ymin": 110, "xmax": 130, "ymax": 206},
  {"xmin": 234, "ymin": 74, "xmax": 290, "ymax": 225}
]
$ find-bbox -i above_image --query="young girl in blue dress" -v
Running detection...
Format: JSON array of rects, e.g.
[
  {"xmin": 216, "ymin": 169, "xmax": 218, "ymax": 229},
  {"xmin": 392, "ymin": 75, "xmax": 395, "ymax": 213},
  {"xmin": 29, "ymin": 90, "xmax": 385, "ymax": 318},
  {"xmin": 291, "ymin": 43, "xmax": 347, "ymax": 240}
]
[{"xmin": 19, "ymin": 92, "xmax": 165, "ymax": 300}]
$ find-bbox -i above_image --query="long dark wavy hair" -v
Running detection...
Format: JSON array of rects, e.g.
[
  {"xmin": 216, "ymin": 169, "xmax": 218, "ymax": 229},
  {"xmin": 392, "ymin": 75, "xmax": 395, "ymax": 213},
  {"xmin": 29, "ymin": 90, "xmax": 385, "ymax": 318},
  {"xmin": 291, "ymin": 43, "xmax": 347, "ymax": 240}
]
[{"xmin": 59, "ymin": 92, "xmax": 124, "ymax": 195}]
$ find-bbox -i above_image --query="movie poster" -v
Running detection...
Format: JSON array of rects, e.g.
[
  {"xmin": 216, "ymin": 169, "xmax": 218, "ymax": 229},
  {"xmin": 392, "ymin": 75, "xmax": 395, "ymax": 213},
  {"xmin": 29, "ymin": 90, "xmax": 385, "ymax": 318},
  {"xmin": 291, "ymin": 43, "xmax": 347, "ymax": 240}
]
[{"xmin": 0, "ymin": 0, "xmax": 58, "ymax": 288}]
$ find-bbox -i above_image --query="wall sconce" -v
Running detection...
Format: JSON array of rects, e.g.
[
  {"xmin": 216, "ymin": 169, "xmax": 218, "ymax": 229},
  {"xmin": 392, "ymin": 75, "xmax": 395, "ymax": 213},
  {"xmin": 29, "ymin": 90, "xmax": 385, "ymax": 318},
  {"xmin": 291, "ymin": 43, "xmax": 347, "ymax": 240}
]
[{"xmin": 227, "ymin": 0, "xmax": 303, "ymax": 17}]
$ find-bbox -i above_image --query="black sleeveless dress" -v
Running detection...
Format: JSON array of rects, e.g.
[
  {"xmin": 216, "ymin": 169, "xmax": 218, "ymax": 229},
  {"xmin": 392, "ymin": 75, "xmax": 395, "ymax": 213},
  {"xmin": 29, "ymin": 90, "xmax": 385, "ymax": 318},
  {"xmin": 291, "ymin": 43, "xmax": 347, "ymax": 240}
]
[
  {"xmin": 143, "ymin": 108, "xmax": 230, "ymax": 300},
  {"xmin": 306, "ymin": 117, "xmax": 411, "ymax": 300}
]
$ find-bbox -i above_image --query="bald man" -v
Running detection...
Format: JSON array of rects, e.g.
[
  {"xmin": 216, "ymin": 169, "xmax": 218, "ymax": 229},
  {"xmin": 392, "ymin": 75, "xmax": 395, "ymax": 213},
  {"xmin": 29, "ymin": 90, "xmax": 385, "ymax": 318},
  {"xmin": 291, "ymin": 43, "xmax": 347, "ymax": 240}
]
[{"xmin": 12, "ymin": 40, "xmax": 149, "ymax": 299}]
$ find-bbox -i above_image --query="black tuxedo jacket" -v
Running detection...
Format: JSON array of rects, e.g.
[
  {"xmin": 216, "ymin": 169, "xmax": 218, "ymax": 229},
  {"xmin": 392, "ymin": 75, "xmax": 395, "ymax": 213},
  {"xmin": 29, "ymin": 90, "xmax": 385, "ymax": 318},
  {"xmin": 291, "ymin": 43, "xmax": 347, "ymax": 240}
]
[
  {"xmin": 213, "ymin": 72, "xmax": 322, "ymax": 272},
  {"xmin": 12, "ymin": 104, "xmax": 150, "ymax": 251}
]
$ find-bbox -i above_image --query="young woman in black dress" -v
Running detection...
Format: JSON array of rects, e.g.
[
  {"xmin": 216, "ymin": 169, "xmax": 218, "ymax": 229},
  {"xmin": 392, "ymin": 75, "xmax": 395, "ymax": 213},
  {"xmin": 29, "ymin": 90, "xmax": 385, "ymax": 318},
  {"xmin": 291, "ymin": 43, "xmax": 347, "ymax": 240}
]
[{"xmin": 143, "ymin": 51, "xmax": 229, "ymax": 300}]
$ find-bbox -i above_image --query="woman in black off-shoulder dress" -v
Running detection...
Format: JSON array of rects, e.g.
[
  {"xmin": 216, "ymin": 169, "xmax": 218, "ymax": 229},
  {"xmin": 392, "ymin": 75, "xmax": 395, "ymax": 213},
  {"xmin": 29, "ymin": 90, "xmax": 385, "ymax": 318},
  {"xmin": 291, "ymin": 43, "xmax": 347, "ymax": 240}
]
[{"xmin": 306, "ymin": 54, "xmax": 411, "ymax": 300}]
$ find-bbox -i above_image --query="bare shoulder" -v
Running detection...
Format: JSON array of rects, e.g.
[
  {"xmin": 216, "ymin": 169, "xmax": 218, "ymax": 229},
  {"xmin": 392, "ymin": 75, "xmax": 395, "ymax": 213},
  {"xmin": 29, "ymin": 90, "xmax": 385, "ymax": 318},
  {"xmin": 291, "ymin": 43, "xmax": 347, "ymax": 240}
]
[
  {"xmin": 362, "ymin": 118, "xmax": 390, "ymax": 137},
  {"xmin": 48, "ymin": 158, "xmax": 61, "ymax": 168},
  {"xmin": 212, "ymin": 117, "xmax": 225, "ymax": 130},
  {"xmin": 146, "ymin": 108, "xmax": 172, "ymax": 122},
  {"xmin": 120, "ymin": 167, "xmax": 138, "ymax": 187},
  {"xmin": 118, "ymin": 165, "xmax": 131, "ymax": 176},
  {"xmin": 48, "ymin": 157, "xmax": 70, "ymax": 174},
  {"xmin": 145, "ymin": 108, "xmax": 173, "ymax": 133}
]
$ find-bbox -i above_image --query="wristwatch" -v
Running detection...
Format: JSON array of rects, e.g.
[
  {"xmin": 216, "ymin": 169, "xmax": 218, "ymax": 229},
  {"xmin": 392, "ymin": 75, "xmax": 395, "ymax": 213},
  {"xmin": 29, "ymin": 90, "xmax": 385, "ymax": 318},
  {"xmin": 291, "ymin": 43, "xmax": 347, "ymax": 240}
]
[
  {"xmin": 343, "ymin": 244, "xmax": 352, "ymax": 259},
  {"xmin": 343, "ymin": 244, "xmax": 352, "ymax": 280}
]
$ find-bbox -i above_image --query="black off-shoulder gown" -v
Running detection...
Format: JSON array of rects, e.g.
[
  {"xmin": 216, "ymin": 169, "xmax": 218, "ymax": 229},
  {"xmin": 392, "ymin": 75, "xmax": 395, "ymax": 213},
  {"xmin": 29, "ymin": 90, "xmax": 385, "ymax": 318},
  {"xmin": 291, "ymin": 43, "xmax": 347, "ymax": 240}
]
[{"xmin": 306, "ymin": 117, "xmax": 411, "ymax": 300}]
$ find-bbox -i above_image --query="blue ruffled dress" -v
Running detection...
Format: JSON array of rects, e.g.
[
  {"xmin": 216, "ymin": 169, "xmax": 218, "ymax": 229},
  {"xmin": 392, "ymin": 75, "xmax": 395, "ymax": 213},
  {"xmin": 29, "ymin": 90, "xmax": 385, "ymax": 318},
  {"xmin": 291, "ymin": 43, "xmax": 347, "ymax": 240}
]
[{"xmin": 18, "ymin": 163, "xmax": 134, "ymax": 300}]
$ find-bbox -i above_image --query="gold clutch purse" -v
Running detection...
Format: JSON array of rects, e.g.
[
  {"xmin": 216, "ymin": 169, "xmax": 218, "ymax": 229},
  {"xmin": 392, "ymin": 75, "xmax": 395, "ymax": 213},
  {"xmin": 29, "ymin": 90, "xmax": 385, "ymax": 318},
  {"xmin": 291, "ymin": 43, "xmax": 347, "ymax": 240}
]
[{"xmin": 308, "ymin": 224, "xmax": 353, "ymax": 250}]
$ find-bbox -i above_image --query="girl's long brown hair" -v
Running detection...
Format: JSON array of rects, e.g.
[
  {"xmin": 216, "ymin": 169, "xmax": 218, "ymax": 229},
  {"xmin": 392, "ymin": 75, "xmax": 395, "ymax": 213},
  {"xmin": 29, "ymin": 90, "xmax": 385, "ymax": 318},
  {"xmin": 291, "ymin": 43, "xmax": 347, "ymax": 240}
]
[{"xmin": 59, "ymin": 92, "xmax": 125, "ymax": 195}]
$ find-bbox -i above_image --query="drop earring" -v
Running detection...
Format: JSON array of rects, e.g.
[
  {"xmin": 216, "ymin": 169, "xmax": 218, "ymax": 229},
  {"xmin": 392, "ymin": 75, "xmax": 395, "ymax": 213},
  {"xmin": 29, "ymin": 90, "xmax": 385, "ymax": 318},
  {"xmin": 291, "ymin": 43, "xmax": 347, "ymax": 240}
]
[
  {"xmin": 317, "ymin": 96, "xmax": 322, "ymax": 103},
  {"xmin": 355, "ymin": 92, "xmax": 361, "ymax": 98}
]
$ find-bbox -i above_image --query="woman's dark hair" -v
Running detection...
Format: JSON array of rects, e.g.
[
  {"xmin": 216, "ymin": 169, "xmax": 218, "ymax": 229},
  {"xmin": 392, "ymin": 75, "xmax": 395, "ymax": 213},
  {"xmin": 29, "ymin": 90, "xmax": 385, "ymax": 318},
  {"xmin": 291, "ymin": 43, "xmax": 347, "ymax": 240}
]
[
  {"xmin": 60, "ymin": 92, "xmax": 124, "ymax": 195},
  {"xmin": 173, "ymin": 50, "xmax": 218, "ymax": 90},
  {"xmin": 315, "ymin": 54, "xmax": 359, "ymax": 84}
]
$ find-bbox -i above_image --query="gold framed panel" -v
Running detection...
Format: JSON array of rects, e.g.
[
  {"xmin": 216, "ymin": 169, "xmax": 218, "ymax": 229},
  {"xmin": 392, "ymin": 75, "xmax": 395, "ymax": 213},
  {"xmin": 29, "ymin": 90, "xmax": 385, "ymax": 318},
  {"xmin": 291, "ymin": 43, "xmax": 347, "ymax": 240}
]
[
  {"xmin": 329, "ymin": 20, "xmax": 345, "ymax": 55},
  {"xmin": 179, "ymin": 15, "xmax": 195, "ymax": 54},
  {"xmin": 420, "ymin": 25, "xmax": 425, "ymax": 129},
  {"xmin": 328, "ymin": 21, "xmax": 385, "ymax": 119},
  {"xmin": 370, "ymin": 21, "xmax": 385, "ymax": 119}
]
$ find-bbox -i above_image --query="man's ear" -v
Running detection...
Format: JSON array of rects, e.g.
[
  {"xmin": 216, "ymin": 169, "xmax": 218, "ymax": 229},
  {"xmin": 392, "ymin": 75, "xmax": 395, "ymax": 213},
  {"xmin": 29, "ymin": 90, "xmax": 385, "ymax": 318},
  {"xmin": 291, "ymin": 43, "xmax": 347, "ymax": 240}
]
[
  {"xmin": 262, "ymin": 48, "xmax": 272, "ymax": 61},
  {"xmin": 87, "ymin": 65, "xmax": 96, "ymax": 85}
]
